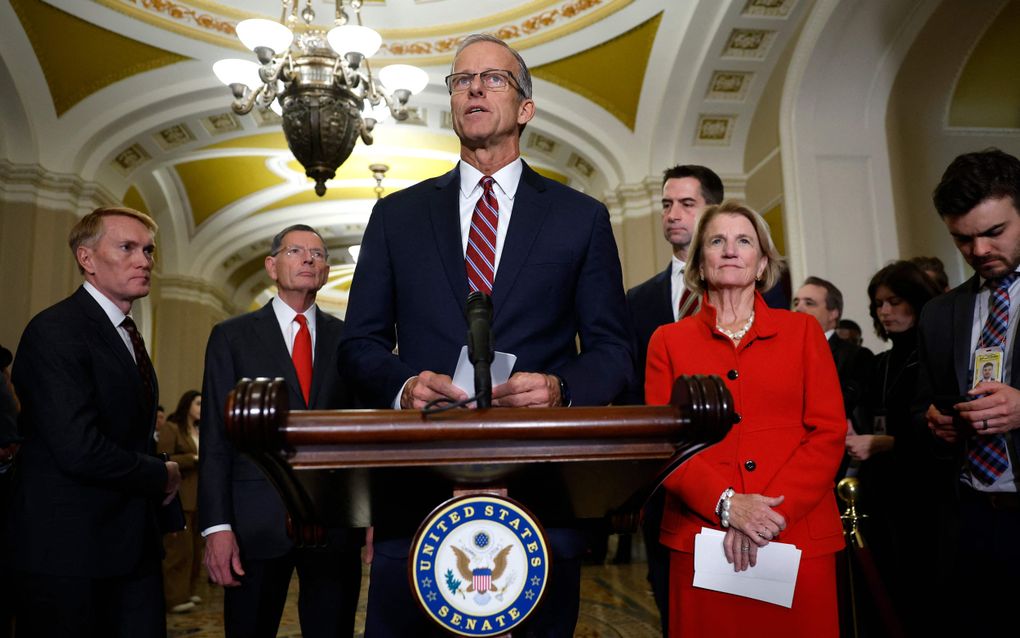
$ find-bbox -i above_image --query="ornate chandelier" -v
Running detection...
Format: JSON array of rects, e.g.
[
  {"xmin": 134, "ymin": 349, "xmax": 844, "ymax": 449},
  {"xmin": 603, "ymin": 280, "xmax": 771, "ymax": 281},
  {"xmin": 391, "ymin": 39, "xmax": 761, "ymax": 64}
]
[{"xmin": 213, "ymin": 0, "xmax": 428, "ymax": 196}]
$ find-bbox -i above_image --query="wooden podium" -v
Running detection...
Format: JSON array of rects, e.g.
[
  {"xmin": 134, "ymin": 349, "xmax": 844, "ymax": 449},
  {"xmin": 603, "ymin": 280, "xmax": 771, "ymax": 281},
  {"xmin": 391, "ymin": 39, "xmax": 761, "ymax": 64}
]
[{"xmin": 224, "ymin": 374, "xmax": 735, "ymax": 547}]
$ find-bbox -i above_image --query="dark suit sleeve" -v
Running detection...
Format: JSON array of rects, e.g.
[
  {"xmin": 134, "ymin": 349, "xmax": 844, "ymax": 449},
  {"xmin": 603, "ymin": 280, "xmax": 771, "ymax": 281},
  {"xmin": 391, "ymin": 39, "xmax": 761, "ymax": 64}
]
[
  {"xmin": 913, "ymin": 303, "xmax": 960, "ymax": 460},
  {"xmin": 615, "ymin": 288, "xmax": 645, "ymax": 405},
  {"xmin": 338, "ymin": 200, "xmax": 419, "ymax": 407},
  {"xmin": 847, "ymin": 345, "xmax": 874, "ymax": 422},
  {"xmin": 198, "ymin": 323, "xmax": 239, "ymax": 530},
  {"xmin": 550, "ymin": 204, "xmax": 634, "ymax": 405},
  {"xmin": 13, "ymin": 317, "xmax": 165, "ymax": 494}
]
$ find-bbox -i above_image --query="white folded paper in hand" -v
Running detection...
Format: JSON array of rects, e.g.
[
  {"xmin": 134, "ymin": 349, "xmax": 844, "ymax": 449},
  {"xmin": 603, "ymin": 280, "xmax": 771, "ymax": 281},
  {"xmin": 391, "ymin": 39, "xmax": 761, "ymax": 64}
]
[
  {"xmin": 451, "ymin": 345, "xmax": 517, "ymax": 396},
  {"xmin": 693, "ymin": 527, "xmax": 802, "ymax": 608}
]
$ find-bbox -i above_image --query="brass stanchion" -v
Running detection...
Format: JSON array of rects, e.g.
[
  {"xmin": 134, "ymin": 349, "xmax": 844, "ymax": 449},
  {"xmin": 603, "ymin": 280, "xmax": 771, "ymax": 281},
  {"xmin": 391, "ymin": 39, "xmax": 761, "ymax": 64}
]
[
  {"xmin": 837, "ymin": 476, "xmax": 905, "ymax": 638},
  {"xmin": 838, "ymin": 477, "xmax": 865, "ymax": 638}
]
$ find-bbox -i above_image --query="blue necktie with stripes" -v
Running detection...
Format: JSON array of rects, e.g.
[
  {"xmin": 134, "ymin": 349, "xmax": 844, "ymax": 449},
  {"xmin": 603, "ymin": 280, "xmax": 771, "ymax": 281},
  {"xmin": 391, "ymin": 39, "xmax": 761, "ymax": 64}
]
[{"xmin": 967, "ymin": 271, "xmax": 1019, "ymax": 484}]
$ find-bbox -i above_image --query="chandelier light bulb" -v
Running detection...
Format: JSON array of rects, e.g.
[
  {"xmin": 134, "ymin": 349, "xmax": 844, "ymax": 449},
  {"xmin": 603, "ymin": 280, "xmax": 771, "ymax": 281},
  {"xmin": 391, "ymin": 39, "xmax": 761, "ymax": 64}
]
[
  {"xmin": 217, "ymin": 3, "xmax": 424, "ymax": 196},
  {"xmin": 235, "ymin": 18, "xmax": 294, "ymax": 54},
  {"xmin": 378, "ymin": 64, "xmax": 429, "ymax": 95},
  {"xmin": 212, "ymin": 58, "xmax": 263, "ymax": 90},
  {"xmin": 326, "ymin": 24, "xmax": 382, "ymax": 57}
]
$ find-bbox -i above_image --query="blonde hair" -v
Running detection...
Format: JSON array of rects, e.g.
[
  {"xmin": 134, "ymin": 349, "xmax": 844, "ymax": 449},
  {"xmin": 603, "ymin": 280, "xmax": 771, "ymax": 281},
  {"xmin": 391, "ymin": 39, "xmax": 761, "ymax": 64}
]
[
  {"xmin": 69, "ymin": 207, "xmax": 158, "ymax": 273},
  {"xmin": 683, "ymin": 199, "xmax": 784, "ymax": 296}
]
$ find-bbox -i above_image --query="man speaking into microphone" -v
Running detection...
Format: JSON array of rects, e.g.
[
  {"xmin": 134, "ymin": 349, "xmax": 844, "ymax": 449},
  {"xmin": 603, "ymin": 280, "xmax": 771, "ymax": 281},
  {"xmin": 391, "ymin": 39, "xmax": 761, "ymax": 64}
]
[{"xmin": 339, "ymin": 33, "xmax": 632, "ymax": 636}]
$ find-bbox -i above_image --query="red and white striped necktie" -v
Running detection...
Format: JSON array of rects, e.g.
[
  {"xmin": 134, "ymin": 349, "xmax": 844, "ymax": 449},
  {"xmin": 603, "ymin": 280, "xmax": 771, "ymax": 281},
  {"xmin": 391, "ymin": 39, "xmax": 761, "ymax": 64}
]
[{"xmin": 466, "ymin": 176, "xmax": 498, "ymax": 295}]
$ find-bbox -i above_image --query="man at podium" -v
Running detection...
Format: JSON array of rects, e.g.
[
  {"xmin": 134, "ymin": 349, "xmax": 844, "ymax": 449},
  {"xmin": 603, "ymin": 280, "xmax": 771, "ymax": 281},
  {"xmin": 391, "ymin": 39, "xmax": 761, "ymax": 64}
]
[{"xmin": 340, "ymin": 33, "xmax": 632, "ymax": 637}]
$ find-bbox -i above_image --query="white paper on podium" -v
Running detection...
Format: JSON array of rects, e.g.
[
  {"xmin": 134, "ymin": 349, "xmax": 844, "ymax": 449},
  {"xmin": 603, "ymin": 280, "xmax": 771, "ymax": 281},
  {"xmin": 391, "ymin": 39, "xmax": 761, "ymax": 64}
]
[
  {"xmin": 692, "ymin": 527, "xmax": 801, "ymax": 608},
  {"xmin": 451, "ymin": 346, "xmax": 517, "ymax": 396}
]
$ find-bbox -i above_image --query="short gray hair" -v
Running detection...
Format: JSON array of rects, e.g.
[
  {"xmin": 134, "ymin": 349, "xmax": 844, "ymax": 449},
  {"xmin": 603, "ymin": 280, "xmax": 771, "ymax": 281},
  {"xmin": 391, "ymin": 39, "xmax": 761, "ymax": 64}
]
[
  {"xmin": 452, "ymin": 34, "xmax": 533, "ymax": 99},
  {"xmin": 683, "ymin": 200, "xmax": 785, "ymax": 296},
  {"xmin": 269, "ymin": 224, "xmax": 327, "ymax": 258}
]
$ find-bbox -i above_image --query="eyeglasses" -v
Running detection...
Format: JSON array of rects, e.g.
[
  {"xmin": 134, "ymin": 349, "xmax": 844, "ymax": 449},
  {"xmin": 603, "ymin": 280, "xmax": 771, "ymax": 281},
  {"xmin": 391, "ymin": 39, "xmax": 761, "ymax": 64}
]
[
  {"xmin": 275, "ymin": 245, "xmax": 328, "ymax": 262},
  {"xmin": 444, "ymin": 69, "xmax": 523, "ymax": 95}
]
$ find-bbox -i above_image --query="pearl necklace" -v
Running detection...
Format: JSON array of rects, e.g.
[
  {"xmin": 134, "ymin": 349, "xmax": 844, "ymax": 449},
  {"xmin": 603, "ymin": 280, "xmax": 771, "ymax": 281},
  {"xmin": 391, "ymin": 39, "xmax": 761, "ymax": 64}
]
[{"xmin": 717, "ymin": 310, "xmax": 755, "ymax": 343}]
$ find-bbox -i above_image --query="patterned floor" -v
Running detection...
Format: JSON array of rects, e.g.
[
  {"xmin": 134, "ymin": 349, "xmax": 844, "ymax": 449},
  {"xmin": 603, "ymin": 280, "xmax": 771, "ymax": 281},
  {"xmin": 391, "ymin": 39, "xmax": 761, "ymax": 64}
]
[{"xmin": 168, "ymin": 545, "xmax": 662, "ymax": 637}]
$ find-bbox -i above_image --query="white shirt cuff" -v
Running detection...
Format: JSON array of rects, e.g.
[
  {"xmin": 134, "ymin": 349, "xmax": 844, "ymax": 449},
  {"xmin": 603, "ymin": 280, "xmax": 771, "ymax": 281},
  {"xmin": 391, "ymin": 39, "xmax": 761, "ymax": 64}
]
[{"xmin": 201, "ymin": 524, "xmax": 233, "ymax": 537}]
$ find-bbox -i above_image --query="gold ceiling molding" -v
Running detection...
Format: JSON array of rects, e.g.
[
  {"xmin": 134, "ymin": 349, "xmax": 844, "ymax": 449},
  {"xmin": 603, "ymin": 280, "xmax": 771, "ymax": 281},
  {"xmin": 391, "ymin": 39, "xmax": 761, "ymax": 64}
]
[
  {"xmin": 381, "ymin": 0, "xmax": 632, "ymax": 66},
  {"xmin": 695, "ymin": 114, "xmax": 735, "ymax": 146},
  {"xmin": 95, "ymin": 0, "xmax": 244, "ymax": 49},
  {"xmin": 12, "ymin": 0, "xmax": 189, "ymax": 116},
  {"xmin": 372, "ymin": 0, "xmax": 557, "ymax": 39},
  {"xmin": 124, "ymin": 0, "xmax": 234, "ymax": 34},
  {"xmin": 531, "ymin": 12, "xmax": 661, "ymax": 131},
  {"xmin": 94, "ymin": 0, "xmax": 631, "ymax": 64},
  {"xmin": 187, "ymin": 0, "xmax": 552, "ymax": 39}
]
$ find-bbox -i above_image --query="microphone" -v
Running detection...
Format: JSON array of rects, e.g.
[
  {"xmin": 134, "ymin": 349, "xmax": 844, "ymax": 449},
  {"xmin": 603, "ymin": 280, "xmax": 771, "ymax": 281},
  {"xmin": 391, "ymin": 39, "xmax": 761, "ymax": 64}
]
[{"xmin": 466, "ymin": 291, "xmax": 494, "ymax": 408}]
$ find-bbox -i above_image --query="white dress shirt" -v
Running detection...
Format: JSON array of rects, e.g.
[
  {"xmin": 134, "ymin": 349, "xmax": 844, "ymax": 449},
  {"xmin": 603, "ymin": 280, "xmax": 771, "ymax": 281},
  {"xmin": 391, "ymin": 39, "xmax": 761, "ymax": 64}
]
[
  {"xmin": 83, "ymin": 282, "xmax": 137, "ymax": 361},
  {"xmin": 670, "ymin": 256, "xmax": 687, "ymax": 322},
  {"xmin": 271, "ymin": 296, "xmax": 318, "ymax": 360},
  {"xmin": 458, "ymin": 158, "xmax": 523, "ymax": 274}
]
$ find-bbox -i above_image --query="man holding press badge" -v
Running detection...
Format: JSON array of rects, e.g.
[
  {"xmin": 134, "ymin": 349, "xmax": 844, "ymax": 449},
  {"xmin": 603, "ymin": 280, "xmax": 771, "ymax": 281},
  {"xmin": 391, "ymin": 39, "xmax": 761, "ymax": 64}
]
[{"xmin": 918, "ymin": 148, "xmax": 1020, "ymax": 632}]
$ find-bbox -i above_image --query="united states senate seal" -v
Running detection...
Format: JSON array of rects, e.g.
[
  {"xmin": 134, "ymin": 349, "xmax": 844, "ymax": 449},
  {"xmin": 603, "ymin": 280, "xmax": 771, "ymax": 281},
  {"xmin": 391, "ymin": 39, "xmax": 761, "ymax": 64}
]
[{"xmin": 410, "ymin": 494, "xmax": 550, "ymax": 636}]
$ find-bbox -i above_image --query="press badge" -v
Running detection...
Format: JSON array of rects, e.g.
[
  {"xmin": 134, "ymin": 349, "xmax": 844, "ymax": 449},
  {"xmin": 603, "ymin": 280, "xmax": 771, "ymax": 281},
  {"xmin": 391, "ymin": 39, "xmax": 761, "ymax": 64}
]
[{"xmin": 972, "ymin": 347, "xmax": 1004, "ymax": 388}]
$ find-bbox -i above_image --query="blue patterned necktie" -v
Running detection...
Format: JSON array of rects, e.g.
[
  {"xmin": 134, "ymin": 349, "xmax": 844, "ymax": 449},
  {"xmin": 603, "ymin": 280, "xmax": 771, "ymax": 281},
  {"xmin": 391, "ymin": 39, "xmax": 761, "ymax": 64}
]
[{"xmin": 967, "ymin": 271, "xmax": 1020, "ymax": 484}]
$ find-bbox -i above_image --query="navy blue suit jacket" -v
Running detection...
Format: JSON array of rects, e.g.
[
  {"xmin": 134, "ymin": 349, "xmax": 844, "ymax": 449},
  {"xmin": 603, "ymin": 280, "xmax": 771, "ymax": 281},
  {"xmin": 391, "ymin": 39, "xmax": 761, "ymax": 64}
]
[
  {"xmin": 623, "ymin": 263, "xmax": 674, "ymax": 404},
  {"xmin": 9, "ymin": 286, "xmax": 166, "ymax": 577},
  {"xmin": 339, "ymin": 161, "xmax": 633, "ymax": 409},
  {"xmin": 199, "ymin": 301, "xmax": 355, "ymax": 560},
  {"xmin": 916, "ymin": 274, "xmax": 1020, "ymax": 481}
]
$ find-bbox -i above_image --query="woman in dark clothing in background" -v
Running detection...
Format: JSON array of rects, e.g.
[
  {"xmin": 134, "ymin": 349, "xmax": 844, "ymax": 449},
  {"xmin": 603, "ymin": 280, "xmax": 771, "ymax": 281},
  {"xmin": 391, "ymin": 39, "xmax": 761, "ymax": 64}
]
[{"xmin": 848, "ymin": 261, "xmax": 941, "ymax": 636}]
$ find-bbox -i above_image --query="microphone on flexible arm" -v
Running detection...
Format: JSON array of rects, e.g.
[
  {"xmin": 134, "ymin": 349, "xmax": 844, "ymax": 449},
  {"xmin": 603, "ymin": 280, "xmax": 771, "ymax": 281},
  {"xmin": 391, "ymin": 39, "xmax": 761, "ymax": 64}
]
[{"xmin": 466, "ymin": 291, "xmax": 494, "ymax": 408}]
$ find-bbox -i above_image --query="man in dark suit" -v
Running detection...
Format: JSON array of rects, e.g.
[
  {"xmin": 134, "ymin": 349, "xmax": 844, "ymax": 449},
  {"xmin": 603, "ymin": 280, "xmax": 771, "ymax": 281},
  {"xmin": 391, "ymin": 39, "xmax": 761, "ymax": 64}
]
[
  {"xmin": 626, "ymin": 165, "xmax": 723, "ymax": 404},
  {"xmin": 920, "ymin": 148, "xmax": 1020, "ymax": 631},
  {"xmin": 199, "ymin": 224, "xmax": 361, "ymax": 638},
  {"xmin": 8, "ymin": 207, "xmax": 181, "ymax": 637},
  {"xmin": 794, "ymin": 276, "xmax": 874, "ymax": 433},
  {"xmin": 620, "ymin": 164, "xmax": 722, "ymax": 633},
  {"xmin": 339, "ymin": 34, "xmax": 632, "ymax": 636}
]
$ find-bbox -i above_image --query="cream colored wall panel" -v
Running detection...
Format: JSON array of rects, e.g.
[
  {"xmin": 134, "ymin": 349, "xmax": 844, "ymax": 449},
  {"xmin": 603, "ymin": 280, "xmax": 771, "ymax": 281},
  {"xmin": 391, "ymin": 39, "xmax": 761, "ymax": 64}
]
[
  {"xmin": 153, "ymin": 294, "xmax": 228, "ymax": 411},
  {"xmin": 0, "ymin": 201, "xmax": 78, "ymax": 352}
]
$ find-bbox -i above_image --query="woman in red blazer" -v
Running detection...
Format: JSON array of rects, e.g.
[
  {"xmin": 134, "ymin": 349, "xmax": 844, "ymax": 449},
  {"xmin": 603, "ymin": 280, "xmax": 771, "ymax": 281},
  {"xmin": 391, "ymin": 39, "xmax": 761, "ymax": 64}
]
[{"xmin": 646, "ymin": 200, "xmax": 846, "ymax": 637}]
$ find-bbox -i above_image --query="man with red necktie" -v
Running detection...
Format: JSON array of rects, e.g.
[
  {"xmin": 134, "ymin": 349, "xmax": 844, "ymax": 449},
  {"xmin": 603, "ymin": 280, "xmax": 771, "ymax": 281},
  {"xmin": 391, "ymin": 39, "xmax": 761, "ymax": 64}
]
[
  {"xmin": 920, "ymin": 149, "xmax": 1020, "ymax": 633},
  {"xmin": 340, "ymin": 34, "xmax": 632, "ymax": 636},
  {"xmin": 199, "ymin": 224, "xmax": 361, "ymax": 638}
]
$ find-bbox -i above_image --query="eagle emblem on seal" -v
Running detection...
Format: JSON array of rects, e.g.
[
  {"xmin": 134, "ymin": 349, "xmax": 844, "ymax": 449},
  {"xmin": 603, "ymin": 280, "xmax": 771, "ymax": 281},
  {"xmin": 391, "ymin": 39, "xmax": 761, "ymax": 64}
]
[{"xmin": 446, "ymin": 530, "xmax": 514, "ymax": 605}]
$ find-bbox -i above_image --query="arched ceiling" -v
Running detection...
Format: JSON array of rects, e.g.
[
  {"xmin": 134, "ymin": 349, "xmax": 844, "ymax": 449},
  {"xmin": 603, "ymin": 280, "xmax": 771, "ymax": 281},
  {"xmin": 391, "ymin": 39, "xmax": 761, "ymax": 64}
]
[{"xmin": 1, "ymin": 0, "xmax": 824, "ymax": 313}]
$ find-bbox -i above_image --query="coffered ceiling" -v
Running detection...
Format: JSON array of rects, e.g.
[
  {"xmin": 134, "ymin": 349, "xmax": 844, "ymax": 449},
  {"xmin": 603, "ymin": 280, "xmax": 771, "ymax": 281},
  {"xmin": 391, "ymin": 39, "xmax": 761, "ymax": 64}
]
[{"xmin": 11, "ymin": 0, "xmax": 1013, "ymax": 316}]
